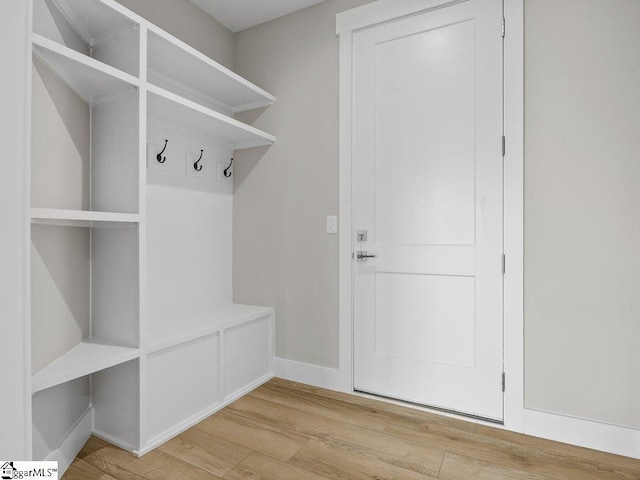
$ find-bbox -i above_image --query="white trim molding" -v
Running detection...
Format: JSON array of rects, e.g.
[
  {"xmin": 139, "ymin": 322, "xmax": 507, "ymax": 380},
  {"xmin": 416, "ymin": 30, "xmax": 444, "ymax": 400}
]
[
  {"xmin": 337, "ymin": 28, "xmax": 355, "ymax": 395},
  {"xmin": 336, "ymin": 0, "xmax": 471, "ymax": 34},
  {"xmin": 523, "ymin": 409, "xmax": 640, "ymax": 460},
  {"xmin": 44, "ymin": 407, "xmax": 93, "ymax": 475},
  {"xmin": 274, "ymin": 357, "xmax": 344, "ymax": 392},
  {"xmin": 0, "ymin": 0, "xmax": 32, "ymax": 460},
  {"xmin": 502, "ymin": 0, "xmax": 525, "ymax": 435},
  {"xmin": 334, "ymin": 0, "xmax": 640, "ymax": 460}
]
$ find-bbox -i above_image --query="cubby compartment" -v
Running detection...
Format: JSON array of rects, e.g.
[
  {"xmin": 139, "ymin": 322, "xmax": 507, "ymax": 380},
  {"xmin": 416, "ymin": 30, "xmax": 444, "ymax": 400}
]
[
  {"xmin": 32, "ymin": 0, "xmax": 140, "ymax": 77},
  {"xmin": 92, "ymin": 360, "xmax": 140, "ymax": 451},
  {"xmin": 32, "ymin": 377, "xmax": 90, "ymax": 462},
  {"xmin": 32, "ymin": 360, "xmax": 140, "ymax": 467},
  {"xmin": 31, "ymin": 49, "xmax": 140, "ymax": 217},
  {"xmin": 31, "ymin": 223, "xmax": 140, "ymax": 393}
]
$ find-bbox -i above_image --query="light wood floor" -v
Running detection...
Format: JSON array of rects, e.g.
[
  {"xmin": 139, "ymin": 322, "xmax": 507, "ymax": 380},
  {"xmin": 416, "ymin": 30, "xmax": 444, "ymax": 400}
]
[{"xmin": 67, "ymin": 378, "xmax": 640, "ymax": 479}]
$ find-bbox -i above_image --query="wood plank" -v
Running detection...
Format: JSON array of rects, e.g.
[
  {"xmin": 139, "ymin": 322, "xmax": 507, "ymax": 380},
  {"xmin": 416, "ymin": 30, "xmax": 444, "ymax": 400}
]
[
  {"xmin": 194, "ymin": 410, "xmax": 309, "ymax": 461},
  {"xmin": 249, "ymin": 380, "xmax": 391, "ymax": 432},
  {"xmin": 63, "ymin": 459, "xmax": 118, "ymax": 480},
  {"xmin": 224, "ymin": 452, "xmax": 331, "ymax": 480},
  {"xmin": 227, "ymin": 393, "xmax": 444, "ymax": 477},
  {"xmin": 384, "ymin": 422, "xmax": 639, "ymax": 480},
  {"xmin": 290, "ymin": 439, "xmax": 437, "ymax": 480},
  {"xmin": 439, "ymin": 451, "xmax": 552, "ymax": 480},
  {"xmin": 158, "ymin": 427, "xmax": 252, "ymax": 477},
  {"xmin": 475, "ymin": 424, "xmax": 640, "ymax": 475},
  {"xmin": 83, "ymin": 445, "xmax": 221, "ymax": 480},
  {"xmin": 77, "ymin": 436, "xmax": 115, "ymax": 459},
  {"xmin": 267, "ymin": 377, "xmax": 476, "ymax": 433},
  {"xmin": 66, "ymin": 379, "xmax": 640, "ymax": 480},
  {"xmin": 79, "ymin": 445, "xmax": 148, "ymax": 480}
]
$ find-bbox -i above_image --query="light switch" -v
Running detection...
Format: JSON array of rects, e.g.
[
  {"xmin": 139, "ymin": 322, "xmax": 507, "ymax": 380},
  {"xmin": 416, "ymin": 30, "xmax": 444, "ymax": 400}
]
[{"xmin": 326, "ymin": 215, "xmax": 338, "ymax": 234}]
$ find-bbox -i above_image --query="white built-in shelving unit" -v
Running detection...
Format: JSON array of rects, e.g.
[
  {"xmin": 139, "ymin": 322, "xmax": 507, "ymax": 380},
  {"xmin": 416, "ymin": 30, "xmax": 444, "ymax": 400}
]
[{"xmin": 27, "ymin": 0, "xmax": 275, "ymax": 474}]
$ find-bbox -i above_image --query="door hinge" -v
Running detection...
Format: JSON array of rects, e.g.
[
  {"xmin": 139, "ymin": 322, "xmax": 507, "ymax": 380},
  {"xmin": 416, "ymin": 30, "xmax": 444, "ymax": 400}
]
[
  {"xmin": 502, "ymin": 372, "xmax": 506, "ymax": 392},
  {"xmin": 502, "ymin": 254, "xmax": 506, "ymax": 274},
  {"xmin": 502, "ymin": 136, "xmax": 506, "ymax": 156},
  {"xmin": 501, "ymin": 18, "xmax": 505, "ymax": 38}
]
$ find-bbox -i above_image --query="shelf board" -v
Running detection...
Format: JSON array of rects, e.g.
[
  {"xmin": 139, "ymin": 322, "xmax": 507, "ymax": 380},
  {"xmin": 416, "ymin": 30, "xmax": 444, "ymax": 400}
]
[
  {"xmin": 31, "ymin": 208, "xmax": 140, "ymax": 228},
  {"xmin": 32, "ymin": 33, "xmax": 139, "ymax": 105},
  {"xmin": 147, "ymin": 27, "xmax": 275, "ymax": 114},
  {"xmin": 46, "ymin": 0, "xmax": 139, "ymax": 48},
  {"xmin": 32, "ymin": 341, "xmax": 140, "ymax": 393},
  {"xmin": 147, "ymin": 85, "xmax": 276, "ymax": 150},
  {"xmin": 147, "ymin": 304, "xmax": 274, "ymax": 354}
]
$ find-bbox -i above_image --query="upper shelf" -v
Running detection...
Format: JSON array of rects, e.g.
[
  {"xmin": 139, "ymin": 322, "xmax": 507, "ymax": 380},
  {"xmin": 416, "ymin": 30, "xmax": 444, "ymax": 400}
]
[
  {"xmin": 31, "ymin": 208, "xmax": 140, "ymax": 228},
  {"xmin": 147, "ymin": 27, "xmax": 275, "ymax": 114},
  {"xmin": 147, "ymin": 85, "xmax": 275, "ymax": 150},
  {"xmin": 35, "ymin": 0, "xmax": 139, "ymax": 48},
  {"xmin": 32, "ymin": 33, "xmax": 139, "ymax": 105}
]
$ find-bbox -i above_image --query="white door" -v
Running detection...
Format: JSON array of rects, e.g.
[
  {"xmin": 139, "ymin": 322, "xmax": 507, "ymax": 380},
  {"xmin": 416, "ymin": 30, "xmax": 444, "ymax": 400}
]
[{"xmin": 353, "ymin": 0, "xmax": 504, "ymax": 421}]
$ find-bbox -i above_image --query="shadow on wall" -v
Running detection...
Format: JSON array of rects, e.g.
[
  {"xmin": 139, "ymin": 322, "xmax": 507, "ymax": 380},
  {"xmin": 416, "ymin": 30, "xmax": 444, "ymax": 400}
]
[
  {"xmin": 32, "ymin": 57, "xmax": 90, "ymax": 210},
  {"xmin": 40, "ymin": 0, "xmax": 90, "ymax": 54},
  {"xmin": 233, "ymin": 145, "xmax": 271, "ymax": 192},
  {"xmin": 31, "ymin": 226, "xmax": 90, "ymax": 373},
  {"xmin": 233, "ymin": 106, "xmax": 272, "ymax": 191}
]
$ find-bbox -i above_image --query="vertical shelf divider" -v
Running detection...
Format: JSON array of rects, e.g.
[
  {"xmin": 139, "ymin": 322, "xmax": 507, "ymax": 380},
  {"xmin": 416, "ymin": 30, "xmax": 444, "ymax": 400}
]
[{"xmin": 137, "ymin": 21, "xmax": 149, "ymax": 453}]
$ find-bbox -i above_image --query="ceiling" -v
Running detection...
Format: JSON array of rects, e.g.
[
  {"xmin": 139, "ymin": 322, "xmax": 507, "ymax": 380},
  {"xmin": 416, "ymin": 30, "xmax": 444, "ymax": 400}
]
[{"xmin": 190, "ymin": 0, "xmax": 328, "ymax": 33}]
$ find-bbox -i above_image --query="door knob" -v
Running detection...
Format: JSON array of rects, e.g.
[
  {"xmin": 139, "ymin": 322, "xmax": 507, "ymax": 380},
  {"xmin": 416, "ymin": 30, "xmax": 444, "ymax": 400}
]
[{"xmin": 356, "ymin": 251, "xmax": 377, "ymax": 262}]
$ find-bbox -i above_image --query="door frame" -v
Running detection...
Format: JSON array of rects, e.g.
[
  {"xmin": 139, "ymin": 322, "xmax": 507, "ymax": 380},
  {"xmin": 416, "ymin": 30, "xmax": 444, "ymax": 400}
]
[{"xmin": 336, "ymin": 0, "xmax": 525, "ymax": 431}]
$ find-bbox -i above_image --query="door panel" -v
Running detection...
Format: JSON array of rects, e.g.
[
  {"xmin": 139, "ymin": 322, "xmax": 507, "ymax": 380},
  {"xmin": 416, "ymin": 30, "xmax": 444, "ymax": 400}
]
[
  {"xmin": 375, "ymin": 19, "xmax": 476, "ymax": 246},
  {"xmin": 353, "ymin": 0, "xmax": 504, "ymax": 420},
  {"xmin": 375, "ymin": 273, "xmax": 476, "ymax": 367}
]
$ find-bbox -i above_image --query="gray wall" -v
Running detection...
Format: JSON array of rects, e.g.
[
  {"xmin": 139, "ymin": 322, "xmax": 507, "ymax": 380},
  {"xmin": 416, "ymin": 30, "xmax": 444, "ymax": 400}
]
[
  {"xmin": 233, "ymin": 0, "xmax": 373, "ymax": 368},
  {"xmin": 114, "ymin": 0, "xmax": 235, "ymax": 70},
  {"xmin": 524, "ymin": 0, "xmax": 640, "ymax": 428}
]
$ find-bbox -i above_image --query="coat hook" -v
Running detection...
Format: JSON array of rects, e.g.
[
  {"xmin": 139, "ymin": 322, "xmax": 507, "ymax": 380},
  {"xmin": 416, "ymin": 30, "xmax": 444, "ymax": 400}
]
[
  {"xmin": 156, "ymin": 139, "xmax": 168, "ymax": 164},
  {"xmin": 224, "ymin": 157, "xmax": 233, "ymax": 177},
  {"xmin": 194, "ymin": 150, "xmax": 204, "ymax": 172}
]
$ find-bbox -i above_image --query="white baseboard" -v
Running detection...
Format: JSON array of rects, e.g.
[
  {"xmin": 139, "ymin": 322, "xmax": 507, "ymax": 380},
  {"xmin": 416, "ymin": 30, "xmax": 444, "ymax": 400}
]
[
  {"xmin": 274, "ymin": 357, "xmax": 345, "ymax": 392},
  {"xmin": 91, "ymin": 429, "xmax": 137, "ymax": 454},
  {"xmin": 45, "ymin": 407, "xmax": 93, "ymax": 477},
  {"xmin": 523, "ymin": 408, "xmax": 640, "ymax": 459},
  {"xmin": 136, "ymin": 372, "xmax": 274, "ymax": 456}
]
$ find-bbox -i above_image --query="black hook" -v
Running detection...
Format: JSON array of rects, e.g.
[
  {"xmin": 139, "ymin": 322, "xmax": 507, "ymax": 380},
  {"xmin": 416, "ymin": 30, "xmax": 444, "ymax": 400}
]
[
  {"xmin": 224, "ymin": 157, "xmax": 233, "ymax": 178},
  {"xmin": 194, "ymin": 150, "xmax": 204, "ymax": 172},
  {"xmin": 156, "ymin": 139, "xmax": 168, "ymax": 163}
]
